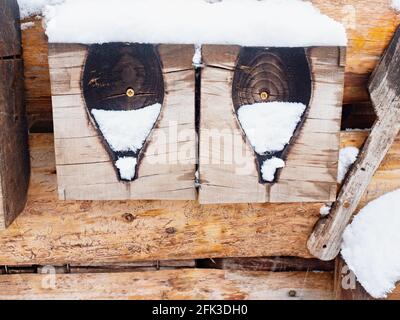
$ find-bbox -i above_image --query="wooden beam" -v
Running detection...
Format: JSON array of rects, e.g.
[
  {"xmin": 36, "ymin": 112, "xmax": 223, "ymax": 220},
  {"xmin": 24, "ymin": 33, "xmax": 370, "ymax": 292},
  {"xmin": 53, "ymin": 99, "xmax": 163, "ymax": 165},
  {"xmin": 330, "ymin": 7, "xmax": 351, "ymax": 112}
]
[
  {"xmin": 0, "ymin": 269, "xmax": 333, "ymax": 300},
  {"xmin": 0, "ymin": 0, "xmax": 30, "ymax": 229},
  {"xmin": 308, "ymin": 27, "xmax": 400, "ymax": 261},
  {"xmin": 0, "ymin": 131, "xmax": 398, "ymax": 265}
]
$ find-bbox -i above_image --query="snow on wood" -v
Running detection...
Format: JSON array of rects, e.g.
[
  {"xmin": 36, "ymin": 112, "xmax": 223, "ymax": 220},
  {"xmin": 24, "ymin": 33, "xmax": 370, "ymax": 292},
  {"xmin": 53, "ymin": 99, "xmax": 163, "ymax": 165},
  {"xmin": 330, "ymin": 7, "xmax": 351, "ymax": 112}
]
[
  {"xmin": 115, "ymin": 157, "xmax": 137, "ymax": 181},
  {"xmin": 341, "ymin": 189, "xmax": 400, "ymax": 298},
  {"xmin": 17, "ymin": 0, "xmax": 64, "ymax": 19},
  {"xmin": 42, "ymin": 0, "xmax": 346, "ymax": 46},
  {"xmin": 91, "ymin": 104, "xmax": 161, "ymax": 153},
  {"xmin": 392, "ymin": 0, "xmax": 400, "ymax": 11},
  {"xmin": 337, "ymin": 146, "xmax": 359, "ymax": 183},
  {"xmin": 261, "ymin": 157, "xmax": 285, "ymax": 182}
]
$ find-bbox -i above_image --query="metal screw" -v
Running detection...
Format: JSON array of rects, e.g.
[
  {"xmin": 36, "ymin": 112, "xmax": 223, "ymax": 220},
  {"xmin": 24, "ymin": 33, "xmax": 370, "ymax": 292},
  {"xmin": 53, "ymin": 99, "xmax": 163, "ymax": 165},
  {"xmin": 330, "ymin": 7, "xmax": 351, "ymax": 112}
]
[
  {"xmin": 126, "ymin": 88, "xmax": 135, "ymax": 97},
  {"xmin": 260, "ymin": 91, "xmax": 269, "ymax": 101}
]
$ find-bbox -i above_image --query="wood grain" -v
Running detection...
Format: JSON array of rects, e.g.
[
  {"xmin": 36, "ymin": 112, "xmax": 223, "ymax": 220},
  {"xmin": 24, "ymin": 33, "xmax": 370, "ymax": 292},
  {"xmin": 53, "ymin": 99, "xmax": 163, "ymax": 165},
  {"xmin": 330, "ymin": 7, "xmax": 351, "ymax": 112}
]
[
  {"xmin": 0, "ymin": 0, "xmax": 21, "ymax": 58},
  {"xmin": 0, "ymin": 269, "xmax": 333, "ymax": 300},
  {"xmin": 0, "ymin": 131, "xmax": 398, "ymax": 265},
  {"xmin": 199, "ymin": 45, "xmax": 344, "ymax": 204},
  {"xmin": 49, "ymin": 44, "xmax": 196, "ymax": 200}
]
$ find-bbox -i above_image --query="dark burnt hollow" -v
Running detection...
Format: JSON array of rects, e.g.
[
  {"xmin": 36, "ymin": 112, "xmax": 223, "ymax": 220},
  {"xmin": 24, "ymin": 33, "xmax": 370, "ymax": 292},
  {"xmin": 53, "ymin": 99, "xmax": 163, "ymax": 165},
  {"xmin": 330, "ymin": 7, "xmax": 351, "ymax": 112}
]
[
  {"xmin": 232, "ymin": 47, "xmax": 312, "ymax": 184},
  {"xmin": 82, "ymin": 43, "xmax": 164, "ymax": 181}
]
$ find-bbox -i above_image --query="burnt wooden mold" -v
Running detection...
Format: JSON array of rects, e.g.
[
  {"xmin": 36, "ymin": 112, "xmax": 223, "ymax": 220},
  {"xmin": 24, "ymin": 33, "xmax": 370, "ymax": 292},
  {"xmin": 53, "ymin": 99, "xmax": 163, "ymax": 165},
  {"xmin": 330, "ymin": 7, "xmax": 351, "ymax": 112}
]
[
  {"xmin": 49, "ymin": 43, "xmax": 196, "ymax": 200},
  {"xmin": 82, "ymin": 43, "xmax": 164, "ymax": 181},
  {"xmin": 199, "ymin": 45, "xmax": 346, "ymax": 204},
  {"xmin": 0, "ymin": 0, "xmax": 30, "ymax": 229},
  {"xmin": 232, "ymin": 47, "xmax": 312, "ymax": 183}
]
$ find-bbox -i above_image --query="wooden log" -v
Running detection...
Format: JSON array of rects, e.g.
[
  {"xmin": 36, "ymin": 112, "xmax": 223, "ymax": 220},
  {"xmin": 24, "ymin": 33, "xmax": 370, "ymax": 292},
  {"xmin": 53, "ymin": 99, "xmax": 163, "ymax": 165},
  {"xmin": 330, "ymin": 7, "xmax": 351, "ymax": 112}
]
[
  {"xmin": 0, "ymin": 0, "xmax": 30, "ymax": 229},
  {"xmin": 0, "ymin": 131, "xmax": 397, "ymax": 265},
  {"xmin": 49, "ymin": 43, "xmax": 196, "ymax": 200},
  {"xmin": 0, "ymin": 0, "xmax": 21, "ymax": 58},
  {"xmin": 0, "ymin": 269, "xmax": 333, "ymax": 300},
  {"xmin": 308, "ymin": 27, "xmax": 400, "ymax": 261},
  {"xmin": 199, "ymin": 45, "xmax": 345, "ymax": 204}
]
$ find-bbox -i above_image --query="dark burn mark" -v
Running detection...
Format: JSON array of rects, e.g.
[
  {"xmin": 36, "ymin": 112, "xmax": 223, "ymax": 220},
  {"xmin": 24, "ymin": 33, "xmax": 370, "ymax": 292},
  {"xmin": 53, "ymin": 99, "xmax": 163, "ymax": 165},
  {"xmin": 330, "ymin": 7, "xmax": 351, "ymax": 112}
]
[
  {"xmin": 232, "ymin": 47, "xmax": 312, "ymax": 184},
  {"xmin": 82, "ymin": 43, "xmax": 164, "ymax": 182}
]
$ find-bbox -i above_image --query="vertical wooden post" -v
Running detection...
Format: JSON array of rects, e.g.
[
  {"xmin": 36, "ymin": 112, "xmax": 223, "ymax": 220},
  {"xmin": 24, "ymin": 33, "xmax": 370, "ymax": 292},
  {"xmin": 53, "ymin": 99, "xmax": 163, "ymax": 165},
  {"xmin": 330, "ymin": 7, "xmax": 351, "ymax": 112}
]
[{"xmin": 0, "ymin": 0, "xmax": 30, "ymax": 229}]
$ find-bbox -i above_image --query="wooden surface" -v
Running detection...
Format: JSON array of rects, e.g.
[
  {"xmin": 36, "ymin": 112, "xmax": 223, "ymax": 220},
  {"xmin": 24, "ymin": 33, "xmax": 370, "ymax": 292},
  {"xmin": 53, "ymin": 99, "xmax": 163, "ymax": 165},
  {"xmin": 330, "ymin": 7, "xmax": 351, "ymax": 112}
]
[
  {"xmin": 308, "ymin": 27, "xmax": 400, "ymax": 261},
  {"xmin": 0, "ymin": 0, "xmax": 30, "ymax": 229},
  {"xmin": 49, "ymin": 44, "xmax": 196, "ymax": 200},
  {"xmin": 0, "ymin": 131, "xmax": 397, "ymax": 265},
  {"xmin": 0, "ymin": 269, "xmax": 333, "ymax": 300},
  {"xmin": 199, "ymin": 45, "xmax": 344, "ymax": 204},
  {"xmin": 20, "ymin": 3, "xmax": 400, "ymax": 127},
  {"xmin": 0, "ymin": 0, "xmax": 21, "ymax": 58}
]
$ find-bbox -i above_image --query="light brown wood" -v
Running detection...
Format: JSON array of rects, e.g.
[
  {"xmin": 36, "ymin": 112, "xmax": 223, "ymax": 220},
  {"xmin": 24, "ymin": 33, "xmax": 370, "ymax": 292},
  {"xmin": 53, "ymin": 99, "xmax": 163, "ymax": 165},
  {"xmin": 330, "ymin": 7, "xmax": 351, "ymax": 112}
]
[
  {"xmin": 48, "ymin": 44, "xmax": 196, "ymax": 201},
  {"xmin": 308, "ymin": 27, "xmax": 400, "ymax": 261},
  {"xmin": 0, "ymin": 269, "xmax": 333, "ymax": 300},
  {"xmin": 0, "ymin": 131, "xmax": 398, "ymax": 265},
  {"xmin": 199, "ymin": 45, "xmax": 344, "ymax": 204}
]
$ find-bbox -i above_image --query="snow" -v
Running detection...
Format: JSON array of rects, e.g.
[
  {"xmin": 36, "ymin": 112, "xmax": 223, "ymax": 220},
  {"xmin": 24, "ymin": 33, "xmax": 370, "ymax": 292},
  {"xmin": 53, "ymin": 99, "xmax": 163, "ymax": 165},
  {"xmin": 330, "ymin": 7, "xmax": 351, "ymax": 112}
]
[
  {"xmin": 237, "ymin": 102, "xmax": 306, "ymax": 155},
  {"xmin": 20, "ymin": 21, "xmax": 35, "ymax": 30},
  {"xmin": 115, "ymin": 157, "xmax": 137, "ymax": 181},
  {"xmin": 42, "ymin": 0, "xmax": 346, "ymax": 46},
  {"xmin": 337, "ymin": 146, "xmax": 359, "ymax": 183},
  {"xmin": 17, "ymin": 0, "xmax": 64, "ymax": 19},
  {"xmin": 91, "ymin": 104, "xmax": 161, "ymax": 153},
  {"xmin": 261, "ymin": 157, "xmax": 285, "ymax": 182},
  {"xmin": 320, "ymin": 203, "xmax": 332, "ymax": 216},
  {"xmin": 193, "ymin": 44, "xmax": 202, "ymax": 68},
  {"xmin": 392, "ymin": 0, "xmax": 400, "ymax": 11},
  {"xmin": 341, "ymin": 189, "xmax": 400, "ymax": 298}
]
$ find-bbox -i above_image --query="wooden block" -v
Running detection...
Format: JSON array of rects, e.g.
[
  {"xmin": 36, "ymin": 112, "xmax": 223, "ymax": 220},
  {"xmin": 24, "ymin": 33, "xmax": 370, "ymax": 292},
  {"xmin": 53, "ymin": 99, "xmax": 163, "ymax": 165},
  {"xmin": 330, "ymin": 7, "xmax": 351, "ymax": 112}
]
[
  {"xmin": 0, "ymin": 0, "xmax": 21, "ymax": 58},
  {"xmin": 199, "ymin": 45, "xmax": 345, "ymax": 204},
  {"xmin": 48, "ymin": 43, "xmax": 196, "ymax": 200},
  {"xmin": 0, "ymin": 269, "xmax": 333, "ymax": 300},
  {"xmin": 0, "ymin": 1, "xmax": 30, "ymax": 229}
]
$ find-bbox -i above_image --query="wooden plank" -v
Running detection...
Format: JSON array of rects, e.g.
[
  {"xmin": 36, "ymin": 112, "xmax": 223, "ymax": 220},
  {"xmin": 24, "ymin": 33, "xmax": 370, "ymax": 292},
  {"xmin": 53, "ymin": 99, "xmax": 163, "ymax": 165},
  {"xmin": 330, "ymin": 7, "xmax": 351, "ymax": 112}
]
[
  {"xmin": 0, "ymin": 131, "xmax": 397, "ymax": 265},
  {"xmin": 0, "ymin": 3, "xmax": 30, "ymax": 229},
  {"xmin": 199, "ymin": 46, "xmax": 344, "ymax": 204},
  {"xmin": 308, "ymin": 27, "xmax": 400, "ymax": 261},
  {"xmin": 0, "ymin": 0, "xmax": 21, "ymax": 58},
  {"xmin": 0, "ymin": 269, "xmax": 333, "ymax": 300},
  {"xmin": 48, "ymin": 44, "xmax": 196, "ymax": 201}
]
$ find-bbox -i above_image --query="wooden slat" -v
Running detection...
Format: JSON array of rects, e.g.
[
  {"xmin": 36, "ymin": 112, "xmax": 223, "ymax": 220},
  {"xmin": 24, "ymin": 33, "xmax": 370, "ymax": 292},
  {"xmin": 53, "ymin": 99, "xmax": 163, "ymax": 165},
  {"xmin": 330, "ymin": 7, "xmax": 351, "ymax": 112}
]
[
  {"xmin": 0, "ymin": 0, "xmax": 21, "ymax": 58},
  {"xmin": 0, "ymin": 2, "xmax": 30, "ymax": 229},
  {"xmin": 0, "ymin": 269, "xmax": 333, "ymax": 300},
  {"xmin": 0, "ymin": 131, "xmax": 397, "ymax": 265}
]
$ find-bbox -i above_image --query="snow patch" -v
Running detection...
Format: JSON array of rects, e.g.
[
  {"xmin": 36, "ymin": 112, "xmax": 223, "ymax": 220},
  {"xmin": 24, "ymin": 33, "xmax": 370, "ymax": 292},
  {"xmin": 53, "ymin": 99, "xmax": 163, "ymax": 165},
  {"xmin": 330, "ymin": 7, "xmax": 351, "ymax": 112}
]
[
  {"xmin": 392, "ymin": 0, "xmax": 400, "ymax": 11},
  {"xmin": 18, "ymin": 0, "xmax": 64, "ymax": 19},
  {"xmin": 237, "ymin": 102, "xmax": 306, "ymax": 155},
  {"xmin": 91, "ymin": 104, "xmax": 161, "ymax": 153},
  {"xmin": 341, "ymin": 189, "xmax": 400, "ymax": 298},
  {"xmin": 193, "ymin": 44, "xmax": 202, "ymax": 68},
  {"xmin": 261, "ymin": 157, "xmax": 285, "ymax": 182},
  {"xmin": 20, "ymin": 21, "xmax": 35, "ymax": 30},
  {"xmin": 43, "ymin": 0, "xmax": 347, "ymax": 46},
  {"xmin": 337, "ymin": 146, "xmax": 359, "ymax": 183},
  {"xmin": 115, "ymin": 157, "xmax": 137, "ymax": 181},
  {"xmin": 320, "ymin": 204, "xmax": 332, "ymax": 216}
]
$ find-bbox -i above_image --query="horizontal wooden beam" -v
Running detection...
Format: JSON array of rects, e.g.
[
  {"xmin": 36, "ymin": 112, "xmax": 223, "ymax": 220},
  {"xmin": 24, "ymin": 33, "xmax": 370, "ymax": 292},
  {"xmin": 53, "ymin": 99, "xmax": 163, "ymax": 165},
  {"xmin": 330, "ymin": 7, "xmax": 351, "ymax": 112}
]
[
  {"xmin": 0, "ymin": 269, "xmax": 333, "ymax": 300},
  {"xmin": 0, "ymin": 132, "xmax": 398, "ymax": 265}
]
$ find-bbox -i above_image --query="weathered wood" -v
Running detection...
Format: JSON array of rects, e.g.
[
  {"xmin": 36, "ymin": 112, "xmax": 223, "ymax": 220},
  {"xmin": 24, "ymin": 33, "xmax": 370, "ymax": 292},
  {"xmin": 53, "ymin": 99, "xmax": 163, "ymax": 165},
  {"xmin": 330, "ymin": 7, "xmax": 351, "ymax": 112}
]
[
  {"xmin": 49, "ymin": 44, "xmax": 196, "ymax": 200},
  {"xmin": 0, "ymin": 131, "xmax": 397, "ymax": 265},
  {"xmin": 199, "ymin": 45, "xmax": 344, "ymax": 204},
  {"xmin": 0, "ymin": 269, "xmax": 333, "ymax": 300},
  {"xmin": 0, "ymin": 1, "xmax": 30, "ymax": 229},
  {"xmin": 197, "ymin": 257, "xmax": 334, "ymax": 272},
  {"xmin": 0, "ymin": 0, "xmax": 21, "ymax": 58},
  {"xmin": 308, "ymin": 27, "xmax": 400, "ymax": 261}
]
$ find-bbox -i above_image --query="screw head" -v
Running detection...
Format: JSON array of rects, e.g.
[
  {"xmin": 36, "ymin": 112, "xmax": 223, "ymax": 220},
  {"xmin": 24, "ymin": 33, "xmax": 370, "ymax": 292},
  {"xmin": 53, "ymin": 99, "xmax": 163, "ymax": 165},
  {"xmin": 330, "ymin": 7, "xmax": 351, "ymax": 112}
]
[
  {"xmin": 260, "ymin": 91, "xmax": 269, "ymax": 101},
  {"xmin": 126, "ymin": 88, "xmax": 135, "ymax": 97}
]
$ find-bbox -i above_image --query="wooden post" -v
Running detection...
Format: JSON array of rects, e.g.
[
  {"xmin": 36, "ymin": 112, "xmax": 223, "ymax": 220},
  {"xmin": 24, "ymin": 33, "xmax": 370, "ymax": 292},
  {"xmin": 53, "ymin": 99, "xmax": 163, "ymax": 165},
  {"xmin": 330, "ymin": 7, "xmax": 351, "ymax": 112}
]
[
  {"xmin": 308, "ymin": 26, "xmax": 400, "ymax": 261},
  {"xmin": 0, "ymin": 0, "xmax": 30, "ymax": 229}
]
